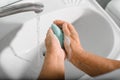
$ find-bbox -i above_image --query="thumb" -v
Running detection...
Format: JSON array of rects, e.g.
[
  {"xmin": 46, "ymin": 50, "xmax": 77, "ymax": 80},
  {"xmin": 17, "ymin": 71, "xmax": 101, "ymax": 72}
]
[
  {"xmin": 45, "ymin": 28, "xmax": 55, "ymax": 48},
  {"xmin": 45, "ymin": 28, "xmax": 60, "ymax": 48},
  {"xmin": 46, "ymin": 28, "xmax": 54, "ymax": 38},
  {"xmin": 46, "ymin": 28, "xmax": 59, "ymax": 41}
]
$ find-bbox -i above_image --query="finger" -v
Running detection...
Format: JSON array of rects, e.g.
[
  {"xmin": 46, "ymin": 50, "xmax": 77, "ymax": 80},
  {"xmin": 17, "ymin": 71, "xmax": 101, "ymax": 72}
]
[
  {"xmin": 46, "ymin": 28, "xmax": 61, "ymax": 45},
  {"xmin": 46, "ymin": 28, "xmax": 50, "ymax": 37},
  {"xmin": 45, "ymin": 28, "xmax": 54, "ymax": 46},
  {"xmin": 64, "ymin": 50, "xmax": 67, "ymax": 60},
  {"xmin": 54, "ymin": 20, "xmax": 66, "ymax": 28},
  {"xmin": 66, "ymin": 23, "xmax": 79, "ymax": 40},
  {"xmin": 64, "ymin": 38, "xmax": 70, "ymax": 55},
  {"xmin": 62, "ymin": 23, "xmax": 71, "ymax": 37},
  {"xmin": 49, "ymin": 28, "xmax": 54, "ymax": 36},
  {"xmin": 46, "ymin": 28, "xmax": 50, "ymax": 42},
  {"xmin": 49, "ymin": 28, "xmax": 59, "ymax": 42},
  {"xmin": 54, "ymin": 20, "xmax": 78, "ymax": 36},
  {"xmin": 45, "ymin": 28, "xmax": 51, "ymax": 45},
  {"xmin": 67, "ymin": 23, "xmax": 78, "ymax": 35},
  {"xmin": 64, "ymin": 42, "xmax": 69, "ymax": 56},
  {"xmin": 64, "ymin": 35, "xmax": 71, "ymax": 59},
  {"xmin": 46, "ymin": 28, "xmax": 54, "ymax": 38},
  {"xmin": 46, "ymin": 30, "xmax": 51, "ymax": 45}
]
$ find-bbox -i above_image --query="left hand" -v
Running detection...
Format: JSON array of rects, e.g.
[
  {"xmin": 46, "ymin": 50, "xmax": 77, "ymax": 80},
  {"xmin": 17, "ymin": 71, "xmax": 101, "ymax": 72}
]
[
  {"xmin": 39, "ymin": 28, "xmax": 65, "ymax": 79},
  {"xmin": 45, "ymin": 28, "xmax": 66, "ymax": 60}
]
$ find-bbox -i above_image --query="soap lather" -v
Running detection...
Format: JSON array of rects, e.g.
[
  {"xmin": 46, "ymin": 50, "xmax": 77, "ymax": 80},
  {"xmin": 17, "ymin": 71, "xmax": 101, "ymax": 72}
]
[{"xmin": 51, "ymin": 24, "xmax": 64, "ymax": 48}]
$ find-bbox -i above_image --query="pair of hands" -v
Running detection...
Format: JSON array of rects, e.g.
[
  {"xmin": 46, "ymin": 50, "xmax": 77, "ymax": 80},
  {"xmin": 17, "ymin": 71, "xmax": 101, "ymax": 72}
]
[
  {"xmin": 40, "ymin": 20, "xmax": 120, "ymax": 79},
  {"xmin": 40, "ymin": 20, "xmax": 83, "ymax": 79},
  {"xmin": 45, "ymin": 20, "xmax": 84, "ymax": 61}
]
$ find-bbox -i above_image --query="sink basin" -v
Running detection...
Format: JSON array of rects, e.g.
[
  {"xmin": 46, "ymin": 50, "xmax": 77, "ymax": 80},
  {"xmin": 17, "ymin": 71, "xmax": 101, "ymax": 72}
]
[
  {"xmin": 0, "ymin": 0, "xmax": 120, "ymax": 79},
  {"xmin": 73, "ymin": 9, "xmax": 114, "ymax": 57}
]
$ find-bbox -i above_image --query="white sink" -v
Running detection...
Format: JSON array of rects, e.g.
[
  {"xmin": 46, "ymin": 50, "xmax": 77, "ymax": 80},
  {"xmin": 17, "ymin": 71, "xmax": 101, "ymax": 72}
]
[{"xmin": 0, "ymin": 0, "xmax": 120, "ymax": 79}]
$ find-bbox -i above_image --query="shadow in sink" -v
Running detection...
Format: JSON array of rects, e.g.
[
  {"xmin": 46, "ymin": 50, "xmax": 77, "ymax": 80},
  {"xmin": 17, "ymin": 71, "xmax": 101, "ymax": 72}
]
[
  {"xmin": 0, "ymin": 22, "xmax": 22, "ymax": 53},
  {"xmin": 73, "ymin": 9, "xmax": 114, "ymax": 57},
  {"xmin": 0, "ymin": 22, "xmax": 43, "ymax": 79},
  {"xmin": 0, "ymin": 22, "xmax": 22, "ymax": 79},
  {"xmin": 0, "ymin": 67, "xmax": 9, "ymax": 79}
]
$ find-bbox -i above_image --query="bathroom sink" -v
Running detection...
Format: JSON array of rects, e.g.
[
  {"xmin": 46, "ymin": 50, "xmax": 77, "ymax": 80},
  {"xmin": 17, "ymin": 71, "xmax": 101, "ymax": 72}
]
[
  {"xmin": 0, "ymin": 0, "xmax": 120, "ymax": 79},
  {"xmin": 73, "ymin": 9, "xmax": 114, "ymax": 57},
  {"xmin": 37, "ymin": 5, "xmax": 115, "ymax": 80}
]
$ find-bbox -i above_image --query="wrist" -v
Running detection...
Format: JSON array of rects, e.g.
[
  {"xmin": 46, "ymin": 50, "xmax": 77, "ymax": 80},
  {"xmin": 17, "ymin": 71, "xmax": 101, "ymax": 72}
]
[
  {"xmin": 45, "ymin": 50, "xmax": 65, "ymax": 61},
  {"xmin": 46, "ymin": 48, "xmax": 56, "ymax": 54},
  {"xmin": 44, "ymin": 52, "xmax": 65, "ymax": 70},
  {"xmin": 69, "ymin": 47, "xmax": 85, "ymax": 63}
]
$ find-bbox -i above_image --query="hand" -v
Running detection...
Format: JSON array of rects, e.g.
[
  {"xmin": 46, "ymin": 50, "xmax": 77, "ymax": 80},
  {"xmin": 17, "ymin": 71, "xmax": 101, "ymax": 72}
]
[
  {"xmin": 45, "ymin": 28, "xmax": 65, "ymax": 60},
  {"xmin": 39, "ymin": 28, "xmax": 65, "ymax": 79},
  {"xmin": 54, "ymin": 20, "xmax": 84, "ymax": 60},
  {"xmin": 54, "ymin": 20, "xmax": 120, "ymax": 77}
]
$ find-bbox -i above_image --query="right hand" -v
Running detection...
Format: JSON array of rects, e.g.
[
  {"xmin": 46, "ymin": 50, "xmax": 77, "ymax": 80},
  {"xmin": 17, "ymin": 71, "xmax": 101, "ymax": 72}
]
[{"xmin": 54, "ymin": 20, "xmax": 84, "ymax": 60}]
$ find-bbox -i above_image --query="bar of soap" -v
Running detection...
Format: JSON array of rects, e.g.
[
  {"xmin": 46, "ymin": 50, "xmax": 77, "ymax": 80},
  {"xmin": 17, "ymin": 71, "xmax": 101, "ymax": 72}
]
[{"xmin": 51, "ymin": 24, "xmax": 64, "ymax": 48}]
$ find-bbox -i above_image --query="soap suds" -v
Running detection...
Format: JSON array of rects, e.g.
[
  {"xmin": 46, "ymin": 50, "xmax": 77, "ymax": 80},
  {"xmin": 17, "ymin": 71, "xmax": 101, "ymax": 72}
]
[{"xmin": 64, "ymin": 35, "xmax": 71, "ymax": 60}]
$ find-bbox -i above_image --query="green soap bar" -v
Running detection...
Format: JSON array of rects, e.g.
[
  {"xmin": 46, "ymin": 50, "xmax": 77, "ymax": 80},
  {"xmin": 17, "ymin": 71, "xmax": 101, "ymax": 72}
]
[{"xmin": 51, "ymin": 24, "xmax": 64, "ymax": 48}]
